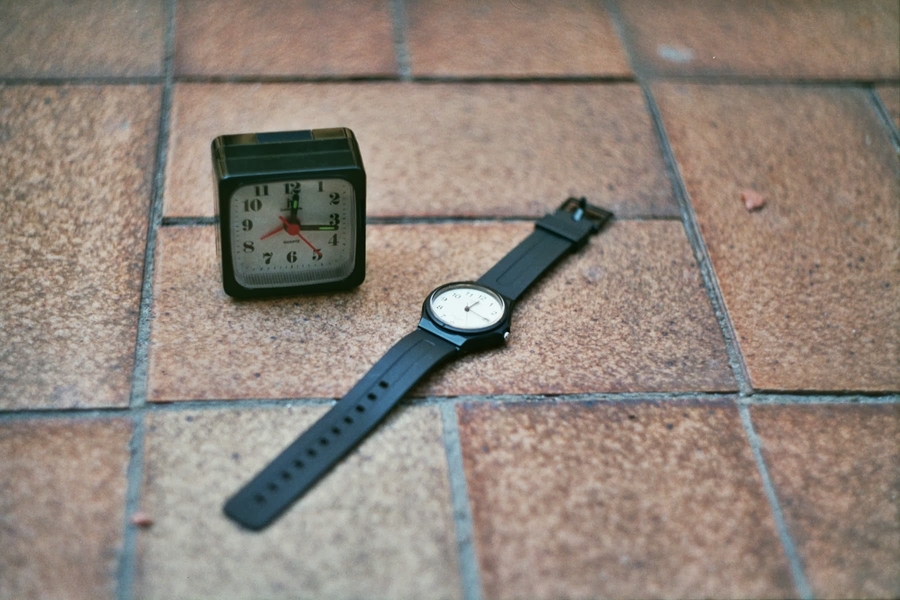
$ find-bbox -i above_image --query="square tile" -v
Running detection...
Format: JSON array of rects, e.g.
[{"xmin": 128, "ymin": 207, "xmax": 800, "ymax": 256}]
[
  {"xmin": 405, "ymin": 0, "xmax": 631, "ymax": 77},
  {"xmin": 0, "ymin": 0, "xmax": 164, "ymax": 78},
  {"xmin": 164, "ymin": 82, "xmax": 677, "ymax": 219},
  {"xmin": 617, "ymin": 0, "xmax": 900, "ymax": 79},
  {"xmin": 654, "ymin": 83, "xmax": 900, "ymax": 391},
  {"xmin": 135, "ymin": 405, "xmax": 461, "ymax": 599},
  {"xmin": 147, "ymin": 220, "xmax": 733, "ymax": 402},
  {"xmin": 0, "ymin": 418, "xmax": 132, "ymax": 600},
  {"xmin": 0, "ymin": 85, "xmax": 161, "ymax": 409},
  {"xmin": 175, "ymin": 0, "xmax": 396, "ymax": 78},
  {"xmin": 751, "ymin": 404, "xmax": 900, "ymax": 598},
  {"xmin": 456, "ymin": 400, "xmax": 795, "ymax": 599}
]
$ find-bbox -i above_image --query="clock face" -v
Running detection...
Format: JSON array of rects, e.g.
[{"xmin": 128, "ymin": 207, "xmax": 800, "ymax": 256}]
[
  {"xmin": 229, "ymin": 178, "xmax": 357, "ymax": 289},
  {"xmin": 428, "ymin": 283, "xmax": 506, "ymax": 331}
]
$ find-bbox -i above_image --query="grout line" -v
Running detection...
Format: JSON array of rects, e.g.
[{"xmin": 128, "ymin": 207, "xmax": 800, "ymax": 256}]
[
  {"xmin": 157, "ymin": 214, "xmax": 680, "ymax": 228},
  {"xmin": 639, "ymin": 84, "xmax": 755, "ymax": 396},
  {"xmin": 389, "ymin": 0, "xmax": 412, "ymax": 81},
  {"xmin": 739, "ymin": 393, "xmax": 900, "ymax": 405},
  {"xmin": 174, "ymin": 74, "xmax": 402, "ymax": 84},
  {"xmin": 0, "ymin": 76, "xmax": 165, "ymax": 86},
  {"xmin": 0, "ymin": 74, "xmax": 895, "ymax": 89},
  {"xmin": 604, "ymin": 0, "xmax": 646, "ymax": 78},
  {"xmin": 171, "ymin": 75, "xmax": 637, "ymax": 86},
  {"xmin": 2, "ymin": 391, "xmax": 898, "ymax": 422},
  {"xmin": 161, "ymin": 216, "xmax": 217, "ymax": 227},
  {"xmin": 629, "ymin": 74, "xmax": 900, "ymax": 88},
  {"xmin": 118, "ymin": 1, "xmax": 176, "ymax": 599},
  {"xmin": 866, "ymin": 86, "xmax": 900, "ymax": 151},
  {"xmin": 115, "ymin": 414, "xmax": 147, "ymax": 600},
  {"xmin": 440, "ymin": 403, "xmax": 484, "ymax": 600},
  {"xmin": 738, "ymin": 405, "xmax": 815, "ymax": 600},
  {"xmin": 403, "ymin": 74, "xmax": 637, "ymax": 85},
  {"xmin": 128, "ymin": 0, "xmax": 177, "ymax": 410}
]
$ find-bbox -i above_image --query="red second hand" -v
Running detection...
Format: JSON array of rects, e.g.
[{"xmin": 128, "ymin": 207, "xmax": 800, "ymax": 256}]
[{"xmin": 260, "ymin": 222, "xmax": 285, "ymax": 240}]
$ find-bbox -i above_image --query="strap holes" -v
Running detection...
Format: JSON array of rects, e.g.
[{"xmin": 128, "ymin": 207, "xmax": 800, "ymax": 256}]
[
  {"xmin": 378, "ymin": 381, "xmax": 389, "ymax": 389},
  {"xmin": 319, "ymin": 438, "xmax": 329, "ymax": 447},
  {"xmin": 343, "ymin": 416, "xmax": 354, "ymax": 425},
  {"xmin": 367, "ymin": 392, "xmax": 377, "ymax": 401},
  {"xmin": 281, "ymin": 470, "xmax": 292, "ymax": 481},
  {"xmin": 331, "ymin": 426, "xmax": 341, "ymax": 435},
  {"xmin": 307, "ymin": 448, "xmax": 317, "ymax": 457},
  {"xmin": 292, "ymin": 459, "xmax": 304, "ymax": 469},
  {"xmin": 253, "ymin": 494, "xmax": 266, "ymax": 504},
  {"xmin": 355, "ymin": 405, "xmax": 365, "ymax": 413},
  {"xmin": 267, "ymin": 482, "xmax": 279, "ymax": 492}
]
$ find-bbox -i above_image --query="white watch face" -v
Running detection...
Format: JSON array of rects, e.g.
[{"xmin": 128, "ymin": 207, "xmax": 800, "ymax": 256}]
[
  {"xmin": 429, "ymin": 283, "xmax": 505, "ymax": 331},
  {"xmin": 229, "ymin": 178, "xmax": 356, "ymax": 288}
]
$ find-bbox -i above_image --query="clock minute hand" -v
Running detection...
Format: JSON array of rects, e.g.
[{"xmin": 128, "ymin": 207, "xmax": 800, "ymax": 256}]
[
  {"xmin": 300, "ymin": 224, "xmax": 338, "ymax": 231},
  {"xmin": 468, "ymin": 308, "xmax": 491, "ymax": 322}
]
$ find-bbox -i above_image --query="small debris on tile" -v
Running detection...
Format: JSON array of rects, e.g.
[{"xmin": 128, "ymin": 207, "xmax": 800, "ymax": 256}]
[
  {"xmin": 130, "ymin": 512, "xmax": 154, "ymax": 528},
  {"xmin": 740, "ymin": 189, "xmax": 766, "ymax": 211},
  {"xmin": 657, "ymin": 44, "xmax": 695, "ymax": 63}
]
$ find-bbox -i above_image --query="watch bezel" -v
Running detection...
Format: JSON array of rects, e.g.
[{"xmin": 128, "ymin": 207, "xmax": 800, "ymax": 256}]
[{"xmin": 424, "ymin": 282, "xmax": 509, "ymax": 334}]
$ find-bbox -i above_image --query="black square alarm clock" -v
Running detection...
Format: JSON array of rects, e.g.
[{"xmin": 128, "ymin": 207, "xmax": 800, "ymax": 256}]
[{"xmin": 212, "ymin": 127, "xmax": 366, "ymax": 298}]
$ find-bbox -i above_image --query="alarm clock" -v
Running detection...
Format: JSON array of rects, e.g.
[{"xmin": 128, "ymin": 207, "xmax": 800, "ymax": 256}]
[{"xmin": 212, "ymin": 128, "xmax": 366, "ymax": 298}]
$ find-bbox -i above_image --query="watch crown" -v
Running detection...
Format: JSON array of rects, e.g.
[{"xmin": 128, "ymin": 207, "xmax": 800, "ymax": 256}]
[{"xmin": 503, "ymin": 331, "xmax": 510, "ymax": 341}]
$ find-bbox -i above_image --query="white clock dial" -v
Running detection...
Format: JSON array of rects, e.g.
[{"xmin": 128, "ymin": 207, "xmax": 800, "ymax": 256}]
[
  {"xmin": 230, "ymin": 178, "xmax": 356, "ymax": 289},
  {"xmin": 429, "ymin": 283, "xmax": 505, "ymax": 331}
]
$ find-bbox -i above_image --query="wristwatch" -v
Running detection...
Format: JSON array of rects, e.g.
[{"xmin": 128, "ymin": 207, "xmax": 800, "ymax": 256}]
[{"xmin": 224, "ymin": 197, "xmax": 612, "ymax": 530}]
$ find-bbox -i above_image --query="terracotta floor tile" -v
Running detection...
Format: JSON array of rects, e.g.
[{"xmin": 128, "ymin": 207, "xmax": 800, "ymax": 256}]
[
  {"xmin": 431, "ymin": 219, "xmax": 735, "ymax": 395},
  {"xmin": 617, "ymin": 0, "xmax": 900, "ymax": 79},
  {"xmin": 0, "ymin": 85, "xmax": 160, "ymax": 409},
  {"xmin": 0, "ymin": 418, "xmax": 132, "ymax": 600},
  {"xmin": 456, "ymin": 400, "xmax": 794, "ymax": 599},
  {"xmin": 0, "ymin": 0, "xmax": 164, "ymax": 78},
  {"xmin": 135, "ymin": 405, "xmax": 461, "ymax": 599},
  {"xmin": 877, "ymin": 84, "xmax": 900, "ymax": 130},
  {"xmin": 406, "ymin": 0, "xmax": 631, "ymax": 78},
  {"xmin": 751, "ymin": 404, "xmax": 900, "ymax": 598},
  {"xmin": 174, "ymin": 0, "xmax": 395, "ymax": 78},
  {"xmin": 164, "ymin": 82, "xmax": 677, "ymax": 219},
  {"xmin": 654, "ymin": 84, "xmax": 900, "ymax": 392},
  {"xmin": 147, "ymin": 221, "xmax": 732, "ymax": 401}
]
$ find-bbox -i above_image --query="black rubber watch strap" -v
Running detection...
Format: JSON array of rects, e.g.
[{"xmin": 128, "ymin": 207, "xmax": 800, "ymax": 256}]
[
  {"xmin": 476, "ymin": 228, "xmax": 571, "ymax": 302},
  {"xmin": 477, "ymin": 198, "xmax": 612, "ymax": 302},
  {"xmin": 224, "ymin": 329, "xmax": 457, "ymax": 530}
]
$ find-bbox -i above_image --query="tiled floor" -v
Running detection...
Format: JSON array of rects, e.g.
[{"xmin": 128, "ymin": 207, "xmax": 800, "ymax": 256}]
[{"xmin": 1, "ymin": 1, "xmax": 897, "ymax": 599}]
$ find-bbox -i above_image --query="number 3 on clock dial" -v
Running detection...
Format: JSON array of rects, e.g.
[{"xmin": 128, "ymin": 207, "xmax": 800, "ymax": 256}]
[{"xmin": 229, "ymin": 178, "xmax": 357, "ymax": 290}]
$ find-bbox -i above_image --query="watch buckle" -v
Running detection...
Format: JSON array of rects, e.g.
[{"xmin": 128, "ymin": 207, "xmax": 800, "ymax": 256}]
[{"xmin": 558, "ymin": 197, "xmax": 613, "ymax": 232}]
